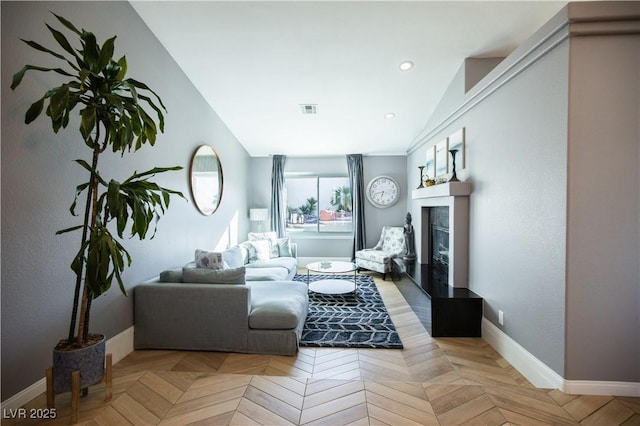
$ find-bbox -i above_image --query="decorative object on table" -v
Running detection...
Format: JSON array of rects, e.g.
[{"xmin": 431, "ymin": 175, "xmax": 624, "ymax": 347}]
[
  {"xmin": 435, "ymin": 138, "xmax": 449, "ymax": 177},
  {"xmin": 190, "ymin": 145, "xmax": 223, "ymax": 215},
  {"xmin": 425, "ymin": 145, "xmax": 436, "ymax": 181},
  {"xmin": 366, "ymin": 175, "xmax": 400, "ymax": 208},
  {"xmin": 448, "ymin": 127, "xmax": 466, "ymax": 170},
  {"xmin": 10, "ymin": 13, "xmax": 184, "ymax": 413},
  {"xmin": 293, "ymin": 274, "xmax": 403, "ymax": 349},
  {"xmin": 249, "ymin": 208, "xmax": 269, "ymax": 232},
  {"xmin": 417, "ymin": 166, "xmax": 425, "ymax": 189},
  {"xmin": 403, "ymin": 212, "xmax": 416, "ymax": 260},
  {"xmin": 448, "ymin": 149, "xmax": 460, "ymax": 182}
]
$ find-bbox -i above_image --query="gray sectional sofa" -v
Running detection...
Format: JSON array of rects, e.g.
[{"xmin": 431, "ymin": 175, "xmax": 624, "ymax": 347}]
[{"xmin": 134, "ymin": 237, "xmax": 308, "ymax": 356}]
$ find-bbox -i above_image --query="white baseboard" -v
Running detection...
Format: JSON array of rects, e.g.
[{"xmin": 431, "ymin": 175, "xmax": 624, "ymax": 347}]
[
  {"xmin": 1, "ymin": 326, "xmax": 135, "ymax": 410},
  {"xmin": 482, "ymin": 318, "xmax": 640, "ymax": 397}
]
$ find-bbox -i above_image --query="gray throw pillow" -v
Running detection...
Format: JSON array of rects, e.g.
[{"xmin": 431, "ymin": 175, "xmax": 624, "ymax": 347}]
[
  {"xmin": 159, "ymin": 268, "xmax": 183, "ymax": 283},
  {"xmin": 182, "ymin": 267, "xmax": 246, "ymax": 284},
  {"xmin": 194, "ymin": 249, "xmax": 227, "ymax": 270}
]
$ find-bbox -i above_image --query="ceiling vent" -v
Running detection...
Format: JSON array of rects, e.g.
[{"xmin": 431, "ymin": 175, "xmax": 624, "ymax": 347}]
[{"xmin": 300, "ymin": 104, "xmax": 318, "ymax": 115}]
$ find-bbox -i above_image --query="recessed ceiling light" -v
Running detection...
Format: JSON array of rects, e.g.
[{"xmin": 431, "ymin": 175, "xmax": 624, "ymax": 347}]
[
  {"xmin": 384, "ymin": 113, "xmax": 396, "ymax": 119},
  {"xmin": 399, "ymin": 61, "xmax": 414, "ymax": 71}
]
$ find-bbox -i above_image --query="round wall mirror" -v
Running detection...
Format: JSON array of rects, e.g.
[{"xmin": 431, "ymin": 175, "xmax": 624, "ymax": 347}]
[{"xmin": 189, "ymin": 145, "xmax": 223, "ymax": 215}]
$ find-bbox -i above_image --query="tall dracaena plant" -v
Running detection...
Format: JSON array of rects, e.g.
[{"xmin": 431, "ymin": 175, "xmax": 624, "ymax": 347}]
[{"xmin": 11, "ymin": 14, "xmax": 184, "ymax": 347}]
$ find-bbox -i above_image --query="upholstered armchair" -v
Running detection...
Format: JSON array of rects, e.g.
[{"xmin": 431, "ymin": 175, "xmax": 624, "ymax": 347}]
[{"xmin": 355, "ymin": 226, "xmax": 406, "ymax": 280}]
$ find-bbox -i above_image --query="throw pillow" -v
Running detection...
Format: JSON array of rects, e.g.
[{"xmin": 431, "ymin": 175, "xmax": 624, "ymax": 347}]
[
  {"xmin": 182, "ymin": 267, "xmax": 246, "ymax": 284},
  {"xmin": 239, "ymin": 242, "xmax": 255, "ymax": 264},
  {"xmin": 248, "ymin": 240, "xmax": 271, "ymax": 262},
  {"xmin": 248, "ymin": 232, "xmax": 279, "ymax": 258},
  {"xmin": 159, "ymin": 268, "xmax": 183, "ymax": 283},
  {"xmin": 222, "ymin": 246, "xmax": 244, "ymax": 268},
  {"xmin": 277, "ymin": 237, "xmax": 292, "ymax": 257},
  {"xmin": 194, "ymin": 249, "xmax": 227, "ymax": 270}
]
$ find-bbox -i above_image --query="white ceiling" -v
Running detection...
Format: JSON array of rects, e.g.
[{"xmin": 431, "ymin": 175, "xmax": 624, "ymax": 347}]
[{"xmin": 131, "ymin": 1, "xmax": 567, "ymax": 157}]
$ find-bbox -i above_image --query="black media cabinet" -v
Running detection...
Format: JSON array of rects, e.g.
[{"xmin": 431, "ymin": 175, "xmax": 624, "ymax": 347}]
[{"xmin": 392, "ymin": 259, "xmax": 483, "ymax": 337}]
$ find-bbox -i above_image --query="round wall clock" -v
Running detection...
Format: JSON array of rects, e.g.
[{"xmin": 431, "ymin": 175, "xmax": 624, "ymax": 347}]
[{"xmin": 366, "ymin": 175, "xmax": 400, "ymax": 208}]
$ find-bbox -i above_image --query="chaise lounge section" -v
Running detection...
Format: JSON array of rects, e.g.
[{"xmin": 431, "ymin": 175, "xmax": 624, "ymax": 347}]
[{"xmin": 134, "ymin": 273, "xmax": 308, "ymax": 356}]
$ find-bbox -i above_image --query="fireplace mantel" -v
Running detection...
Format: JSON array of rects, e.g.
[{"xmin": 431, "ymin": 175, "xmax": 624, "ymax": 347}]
[
  {"xmin": 412, "ymin": 182, "xmax": 472, "ymax": 200},
  {"xmin": 412, "ymin": 181, "xmax": 471, "ymax": 288}
]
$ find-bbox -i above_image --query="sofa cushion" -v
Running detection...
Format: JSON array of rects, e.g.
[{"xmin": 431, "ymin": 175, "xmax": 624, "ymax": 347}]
[
  {"xmin": 159, "ymin": 268, "xmax": 183, "ymax": 283},
  {"xmin": 245, "ymin": 267, "xmax": 289, "ymax": 281},
  {"xmin": 182, "ymin": 267, "xmax": 246, "ymax": 284},
  {"xmin": 222, "ymin": 246, "xmax": 244, "ymax": 268},
  {"xmin": 248, "ymin": 281, "xmax": 308, "ymax": 330},
  {"xmin": 245, "ymin": 257, "xmax": 297, "ymax": 274},
  {"xmin": 355, "ymin": 249, "xmax": 393, "ymax": 263}
]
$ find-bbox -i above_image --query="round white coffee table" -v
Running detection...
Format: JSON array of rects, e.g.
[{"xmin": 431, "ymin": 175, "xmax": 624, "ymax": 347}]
[{"xmin": 306, "ymin": 261, "xmax": 358, "ymax": 294}]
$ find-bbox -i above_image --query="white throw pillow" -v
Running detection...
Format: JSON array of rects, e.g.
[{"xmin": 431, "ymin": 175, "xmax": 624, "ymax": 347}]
[
  {"xmin": 248, "ymin": 240, "xmax": 271, "ymax": 262},
  {"xmin": 277, "ymin": 237, "xmax": 292, "ymax": 257},
  {"xmin": 248, "ymin": 232, "xmax": 279, "ymax": 258}
]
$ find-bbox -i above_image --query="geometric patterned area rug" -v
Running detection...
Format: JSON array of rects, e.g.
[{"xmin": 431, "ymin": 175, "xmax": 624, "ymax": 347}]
[{"xmin": 293, "ymin": 274, "xmax": 403, "ymax": 349}]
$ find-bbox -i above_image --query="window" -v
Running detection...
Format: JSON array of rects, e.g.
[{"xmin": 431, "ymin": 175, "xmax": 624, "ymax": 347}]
[{"xmin": 285, "ymin": 175, "xmax": 352, "ymax": 234}]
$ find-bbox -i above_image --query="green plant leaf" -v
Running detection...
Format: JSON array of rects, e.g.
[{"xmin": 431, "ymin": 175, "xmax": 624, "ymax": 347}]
[
  {"xmin": 21, "ymin": 38, "xmax": 67, "ymax": 61},
  {"xmin": 46, "ymin": 23, "xmax": 77, "ymax": 59},
  {"xmin": 25, "ymin": 97, "xmax": 45, "ymax": 124},
  {"xmin": 69, "ymin": 181, "xmax": 90, "ymax": 215},
  {"xmin": 97, "ymin": 36, "xmax": 116, "ymax": 73},
  {"xmin": 74, "ymin": 159, "xmax": 107, "ymax": 187},
  {"xmin": 56, "ymin": 225, "xmax": 84, "ymax": 235},
  {"xmin": 52, "ymin": 13, "xmax": 82, "ymax": 36},
  {"xmin": 11, "ymin": 64, "xmax": 74, "ymax": 90},
  {"xmin": 81, "ymin": 30, "xmax": 99, "ymax": 71},
  {"xmin": 116, "ymin": 56, "xmax": 127, "ymax": 81},
  {"xmin": 126, "ymin": 78, "xmax": 167, "ymax": 112},
  {"xmin": 48, "ymin": 84, "xmax": 70, "ymax": 121},
  {"xmin": 80, "ymin": 107, "xmax": 96, "ymax": 143},
  {"xmin": 138, "ymin": 94, "xmax": 165, "ymax": 133}
]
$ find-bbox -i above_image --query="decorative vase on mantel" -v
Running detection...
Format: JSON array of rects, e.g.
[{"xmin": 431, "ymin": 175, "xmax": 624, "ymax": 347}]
[
  {"xmin": 417, "ymin": 166, "xmax": 425, "ymax": 189},
  {"xmin": 448, "ymin": 149, "xmax": 460, "ymax": 182}
]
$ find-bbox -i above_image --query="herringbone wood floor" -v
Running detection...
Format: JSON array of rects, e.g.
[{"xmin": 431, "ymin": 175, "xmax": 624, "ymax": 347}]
[{"xmin": 7, "ymin": 272, "xmax": 640, "ymax": 425}]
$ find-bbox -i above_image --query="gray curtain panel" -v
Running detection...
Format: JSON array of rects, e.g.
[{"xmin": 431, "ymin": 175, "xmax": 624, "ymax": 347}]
[
  {"xmin": 270, "ymin": 155, "xmax": 287, "ymax": 238},
  {"xmin": 347, "ymin": 154, "xmax": 366, "ymax": 260}
]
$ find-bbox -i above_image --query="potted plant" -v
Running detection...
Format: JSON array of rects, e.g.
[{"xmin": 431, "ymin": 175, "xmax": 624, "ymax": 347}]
[{"xmin": 11, "ymin": 14, "xmax": 184, "ymax": 392}]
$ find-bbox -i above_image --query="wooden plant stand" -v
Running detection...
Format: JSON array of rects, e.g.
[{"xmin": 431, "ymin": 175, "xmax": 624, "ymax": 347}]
[{"xmin": 46, "ymin": 353, "xmax": 112, "ymax": 424}]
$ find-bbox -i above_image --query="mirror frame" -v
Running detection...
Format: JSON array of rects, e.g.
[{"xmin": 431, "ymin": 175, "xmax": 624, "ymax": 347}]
[{"xmin": 189, "ymin": 145, "xmax": 223, "ymax": 215}]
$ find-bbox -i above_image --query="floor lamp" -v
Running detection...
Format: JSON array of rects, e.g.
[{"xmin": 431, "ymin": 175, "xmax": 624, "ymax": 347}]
[{"xmin": 249, "ymin": 208, "xmax": 269, "ymax": 232}]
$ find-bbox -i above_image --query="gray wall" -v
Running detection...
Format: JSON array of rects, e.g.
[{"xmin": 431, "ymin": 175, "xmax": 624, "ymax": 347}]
[
  {"xmin": 1, "ymin": 1, "xmax": 251, "ymax": 400},
  {"xmin": 565, "ymin": 31, "xmax": 639, "ymax": 381},
  {"xmin": 249, "ymin": 156, "xmax": 408, "ymax": 258},
  {"xmin": 407, "ymin": 4, "xmax": 639, "ymax": 383},
  {"xmin": 408, "ymin": 32, "xmax": 569, "ymax": 376}
]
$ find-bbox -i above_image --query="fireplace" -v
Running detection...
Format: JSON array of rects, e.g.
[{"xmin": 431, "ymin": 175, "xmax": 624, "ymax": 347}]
[
  {"xmin": 413, "ymin": 182, "xmax": 471, "ymax": 288},
  {"xmin": 428, "ymin": 207, "xmax": 450, "ymax": 287},
  {"xmin": 398, "ymin": 181, "xmax": 481, "ymax": 338}
]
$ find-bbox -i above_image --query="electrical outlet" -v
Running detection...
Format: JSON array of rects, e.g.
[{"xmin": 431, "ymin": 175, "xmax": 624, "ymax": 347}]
[{"xmin": 498, "ymin": 310, "xmax": 504, "ymax": 326}]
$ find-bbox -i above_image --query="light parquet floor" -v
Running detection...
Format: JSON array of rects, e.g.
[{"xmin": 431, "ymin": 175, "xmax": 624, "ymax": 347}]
[{"xmin": 8, "ymin": 272, "xmax": 640, "ymax": 425}]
